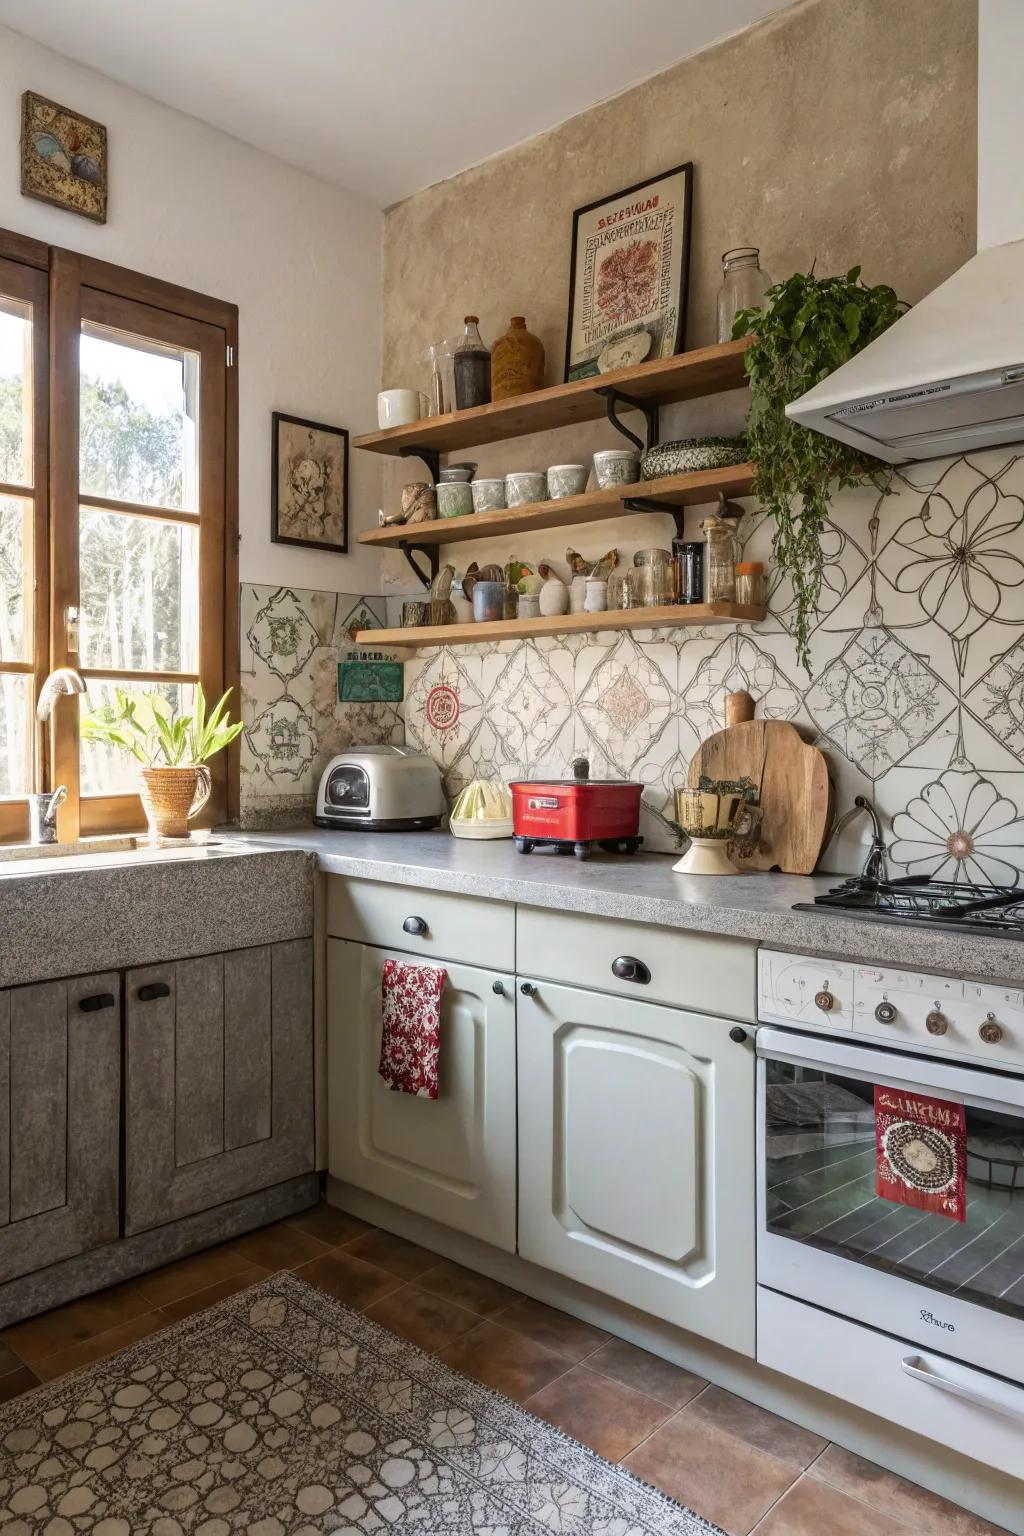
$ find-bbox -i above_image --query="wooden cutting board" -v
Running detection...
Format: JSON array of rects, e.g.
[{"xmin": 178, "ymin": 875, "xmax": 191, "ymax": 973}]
[{"xmin": 687, "ymin": 716, "xmax": 831, "ymax": 874}]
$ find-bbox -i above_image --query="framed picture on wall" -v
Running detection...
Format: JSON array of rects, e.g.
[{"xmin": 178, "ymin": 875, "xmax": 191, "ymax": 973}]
[
  {"xmin": 20, "ymin": 91, "xmax": 108, "ymax": 223},
  {"xmin": 563, "ymin": 163, "xmax": 693, "ymax": 382},
  {"xmin": 271, "ymin": 412, "xmax": 349, "ymax": 554}
]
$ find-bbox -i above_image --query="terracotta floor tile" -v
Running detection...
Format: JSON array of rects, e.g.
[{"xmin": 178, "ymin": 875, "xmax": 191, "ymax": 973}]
[
  {"xmin": 365, "ymin": 1284, "xmax": 481, "ymax": 1352},
  {"xmin": 524, "ymin": 1364, "xmax": 671, "ymax": 1460},
  {"xmin": 0, "ymin": 1366, "xmax": 38, "ymax": 1403},
  {"xmin": 294, "ymin": 1248, "xmax": 403, "ymax": 1310},
  {"xmin": 752, "ymin": 1473, "xmax": 910, "ymax": 1535},
  {"xmin": 33, "ymin": 1312, "xmax": 168, "ymax": 1383},
  {"xmin": 0, "ymin": 1278, "xmax": 155, "ymax": 1366},
  {"xmin": 345, "ymin": 1229, "xmax": 440, "ymax": 1280},
  {"xmin": 136, "ymin": 1248, "xmax": 263, "ymax": 1308},
  {"xmin": 286, "ymin": 1203, "xmax": 375, "ymax": 1249},
  {"xmin": 438, "ymin": 1321, "xmax": 570, "ymax": 1403},
  {"xmin": 496, "ymin": 1298, "xmax": 610, "ymax": 1362},
  {"xmin": 586, "ymin": 1337, "xmax": 708, "ymax": 1409},
  {"xmin": 624, "ymin": 1410, "xmax": 796, "ymax": 1536},
  {"xmin": 160, "ymin": 1267, "xmax": 271, "ymax": 1321},
  {"xmin": 810, "ymin": 1445, "xmax": 1013, "ymax": 1535},
  {"xmin": 230, "ymin": 1220, "xmax": 331, "ymax": 1272},
  {"xmin": 417, "ymin": 1260, "xmax": 522, "ymax": 1319},
  {"xmin": 689, "ymin": 1385, "xmax": 827, "ymax": 1469}
]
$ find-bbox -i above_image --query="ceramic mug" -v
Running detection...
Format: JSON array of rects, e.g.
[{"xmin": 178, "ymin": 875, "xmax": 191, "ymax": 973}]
[{"xmin": 378, "ymin": 389, "xmax": 428, "ymax": 429}]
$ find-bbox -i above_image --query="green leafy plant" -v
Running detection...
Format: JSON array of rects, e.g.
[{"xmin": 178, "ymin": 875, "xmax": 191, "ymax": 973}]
[
  {"xmin": 732, "ymin": 267, "xmax": 908, "ymax": 672},
  {"xmin": 81, "ymin": 683, "xmax": 244, "ymax": 768}
]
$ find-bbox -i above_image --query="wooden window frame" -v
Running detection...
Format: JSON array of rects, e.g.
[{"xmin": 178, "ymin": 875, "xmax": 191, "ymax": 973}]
[{"xmin": 0, "ymin": 228, "xmax": 239, "ymax": 841}]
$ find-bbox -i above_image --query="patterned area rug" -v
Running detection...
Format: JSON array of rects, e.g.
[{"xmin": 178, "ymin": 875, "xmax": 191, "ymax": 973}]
[{"xmin": 0, "ymin": 1272, "xmax": 722, "ymax": 1533}]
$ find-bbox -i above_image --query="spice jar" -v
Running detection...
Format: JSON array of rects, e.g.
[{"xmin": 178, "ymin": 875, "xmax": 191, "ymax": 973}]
[
  {"xmin": 701, "ymin": 515, "xmax": 738, "ymax": 602},
  {"xmin": 735, "ymin": 561, "xmax": 765, "ymax": 607}
]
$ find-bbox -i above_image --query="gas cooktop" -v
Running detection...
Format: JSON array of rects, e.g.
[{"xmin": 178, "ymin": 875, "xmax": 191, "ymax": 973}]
[{"xmin": 794, "ymin": 875, "xmax": 1024, "ymax": 937}]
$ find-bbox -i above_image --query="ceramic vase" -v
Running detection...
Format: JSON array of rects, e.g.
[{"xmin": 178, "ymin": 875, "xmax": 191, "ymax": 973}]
[
  {"xmin": 539, "ymin": 577, "xmax": 569, "ymax": 616},
  {"xmin": 491, "ymin": 316, "xmax": 545, "ymax": 400}
]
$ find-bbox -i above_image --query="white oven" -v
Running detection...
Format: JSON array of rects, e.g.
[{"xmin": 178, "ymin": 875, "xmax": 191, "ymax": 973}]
[{"xmin": 755, "ymin": 951, "xmax": 1024, "ymax": 1475}]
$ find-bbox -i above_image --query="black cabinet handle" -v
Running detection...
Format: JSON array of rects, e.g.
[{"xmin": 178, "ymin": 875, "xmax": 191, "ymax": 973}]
[
  {"xmin": 520, "ymin": 981, "xmax": 537, "ymax": 997},
  {"xmin": 138, "ymin": 981, "xmax": 171, "ymax": 1002},
  {"xmin": 79, "ymin": 992, "xmax": 115, "ymax": 1013},
  {"xmin": 492, "ymin": 979, "xmax": 505, "ymax": 996},
  {"xmin": 612, "ymin": 956, "xmax": 651, "ymax": 985},
  {"xmin": 729, "ymin": 1026, "xmax": 748, "ymax": 1044},
  {"xmin": 403, "ymin": 916, "xmax": 428, "ymax": 937}
]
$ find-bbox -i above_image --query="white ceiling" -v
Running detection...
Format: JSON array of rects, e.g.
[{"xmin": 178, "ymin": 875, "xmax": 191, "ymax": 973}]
[{"xmin": 0, "ymin": 0, "xmax": 789, "ymax": 206}]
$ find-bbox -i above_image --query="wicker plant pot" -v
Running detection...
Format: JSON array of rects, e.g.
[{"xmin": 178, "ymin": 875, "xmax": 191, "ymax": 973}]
[{"xmin": 138, "ymin": 765, "xmax": 211, "ymax": 839}]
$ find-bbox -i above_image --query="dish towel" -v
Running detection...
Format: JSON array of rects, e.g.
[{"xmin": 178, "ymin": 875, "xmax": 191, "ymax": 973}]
[{"xmin": 378, "ymin": 958, "xmax": 446, "ymax": 1099}]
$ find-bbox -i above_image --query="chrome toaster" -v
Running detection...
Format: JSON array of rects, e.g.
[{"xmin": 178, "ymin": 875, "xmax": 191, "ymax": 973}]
[{"xmin": 315, "ymin": 746, "xmax": 445, "ymax": 831}]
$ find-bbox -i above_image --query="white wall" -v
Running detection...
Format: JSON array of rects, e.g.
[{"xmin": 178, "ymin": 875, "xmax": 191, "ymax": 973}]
[
  {"xmin": 0, "ymin": 24, "xmax": 385, "ymax": 593},
  {"xmin": 977, "ymin": 0, "xmax": 1024, "ymax": 250}
]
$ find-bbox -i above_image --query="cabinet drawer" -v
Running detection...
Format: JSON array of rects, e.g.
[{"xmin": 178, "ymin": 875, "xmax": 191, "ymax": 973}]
[
  {"xmin": 326, "ymin": 876, "xmax": 514, "ymax": 971},
  {"xmin": 517, "ymin": 907, "xmax": 755, "ymax": 1021}
]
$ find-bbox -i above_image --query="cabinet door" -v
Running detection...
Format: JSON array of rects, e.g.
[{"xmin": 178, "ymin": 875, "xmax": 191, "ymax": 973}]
[
  {"xmin": 518, "ymin": 979, "xmax": 755, "ymax": 1356},
  {"xmin": 327, "ymin": 941, "xmax": 516, "ymax": 1251},
  {"xmin": 125, "ymin": 940, "xmax": 313, "ymax": 1234},
  {"xmin": 0, "ymin": 973, "xmax": 120, "ymax": 1283}
]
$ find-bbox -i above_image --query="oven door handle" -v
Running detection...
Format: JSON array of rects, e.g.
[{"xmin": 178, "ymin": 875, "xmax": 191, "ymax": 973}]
[{"xmin": 900, "ymin": 1355, "xmax": 1024, "ymax": 1424}]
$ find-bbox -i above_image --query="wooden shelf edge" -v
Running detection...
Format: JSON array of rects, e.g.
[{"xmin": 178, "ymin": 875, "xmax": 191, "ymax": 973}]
[
  {"xmin": 355, "ymin": 339, "xmax": 750, "ymax": 457},
  {"xmin": 359, "ymin": 464, "xmax": 756, "ymax": 549},
  {"xmin": 356, "ymin": 603, "xmax": 765, "ymax": 649}
]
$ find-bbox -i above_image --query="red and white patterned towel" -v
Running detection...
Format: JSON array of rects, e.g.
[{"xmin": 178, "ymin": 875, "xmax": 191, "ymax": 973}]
[{"xmin": 378, "ymin": 958, "xmax": 446, "ymax": 1099}]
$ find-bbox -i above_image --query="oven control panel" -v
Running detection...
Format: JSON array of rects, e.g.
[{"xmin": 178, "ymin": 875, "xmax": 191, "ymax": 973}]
[{"xmin": 759, "ymin": 951, "xmax": 1024, "ymax": 1069}]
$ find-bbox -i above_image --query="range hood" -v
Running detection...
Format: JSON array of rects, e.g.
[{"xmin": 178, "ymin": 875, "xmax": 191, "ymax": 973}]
[{"xmin": 785, "ymin": 237, "xmax": 1024, "ymax": 464}]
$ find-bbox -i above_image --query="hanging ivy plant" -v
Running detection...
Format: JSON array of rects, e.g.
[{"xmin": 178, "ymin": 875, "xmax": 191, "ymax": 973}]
[{"xmin": 732, "ymin": 267, "xmax": 908, "ymax": 673}]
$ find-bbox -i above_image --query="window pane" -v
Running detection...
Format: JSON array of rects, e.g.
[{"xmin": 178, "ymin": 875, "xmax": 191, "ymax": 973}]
[
  {"xmin": 80, "ymin": 679, "xmax": 195, "ymax": 797},
  {"xmin": 0, "ymin": 494, "xmax": 31, "ymax": 662},
  {"xmin": 0, "ymin": 672, "xmax": 30, "ymax": 797},
  {"xmin": 79, "ymin": 325, "xmax": 199, "ymax": 511},
  {"xmin": 0, "ymin": 297, "xmax": 32, "ymax": 489},
  {"xmin": 79, "ymin": 508, "xmax": 198, "ymax": 672}
]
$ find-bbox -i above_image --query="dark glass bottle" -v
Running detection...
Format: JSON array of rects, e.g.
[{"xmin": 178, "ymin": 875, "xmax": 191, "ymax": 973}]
[{"xmin": 453, "ymin": 315, "xmax": 491, "ymax": 409}]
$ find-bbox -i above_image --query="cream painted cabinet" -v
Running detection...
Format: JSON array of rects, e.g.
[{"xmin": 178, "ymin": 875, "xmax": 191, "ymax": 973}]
[
  {"xmin": 327, "ymin": 940, "xmax": 516, "ymax": 1251},
  {"xmin": 517, "ymin": 977, "xmax": 755, "ymax": 1356}
]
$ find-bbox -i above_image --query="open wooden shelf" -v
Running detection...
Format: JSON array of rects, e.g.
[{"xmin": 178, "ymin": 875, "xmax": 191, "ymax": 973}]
[
  {"xmin": 359, "ymin": 463, "xmax": 756, "ymax": 549},
  {"xmin": 355, "ymin": 602, "xmax": 765, "ymax": 650},
  {"xmin": 354, "ymin": 340, "xmax": 750, "ymax": 457}
]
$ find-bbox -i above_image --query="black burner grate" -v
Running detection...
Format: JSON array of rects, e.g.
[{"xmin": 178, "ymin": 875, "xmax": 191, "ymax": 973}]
[{"xmin": 794, "ymin": 875, "xmax": 1024, "ymax": 935}]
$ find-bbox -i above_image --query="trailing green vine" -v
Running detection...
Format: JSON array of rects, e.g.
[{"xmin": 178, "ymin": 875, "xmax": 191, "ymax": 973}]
[{"xmin": 732, "ymin": 267, "xmax": 907, "ymax": 673}]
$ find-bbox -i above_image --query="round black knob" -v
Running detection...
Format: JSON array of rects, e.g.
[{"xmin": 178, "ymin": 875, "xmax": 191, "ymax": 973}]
[
  {"xmin": 874, "ymin": 1001, "xmax": 897, "ymax": 1024},
  {"xmin": 611, "ymin": 956, "xmax": 651, "ymax": 985},
  {"xmin": 403, "ymin": 916, "xmax": 428, "ymax": 936},
  {"xmin": 492, "ymin": 979, "xmax": 505, "ymax": 996},
  {"xmin": 729, "ymin": 1026, "xmax": 748, "ymax": 1044},
  {"xmin": 520, "ymin": 981, "xmax": 537, "ymax": 997}
]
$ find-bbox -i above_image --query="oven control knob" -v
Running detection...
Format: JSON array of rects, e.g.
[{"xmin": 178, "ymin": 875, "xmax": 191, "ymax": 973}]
[
  {"xmin": 874, "ymin": 1001, "xmax": 897, "ymax": 1024},
  {"xmin": 925, "ymin": 1010, "xmax": 948, "ymax": 1036},
  {"xmin": 814, "ymin": 988, "xmax": 835, "ymax": 1013},
  {"xmin": 979, "ymin": 1013, "xmax": 1004, "ymax": 1045}
]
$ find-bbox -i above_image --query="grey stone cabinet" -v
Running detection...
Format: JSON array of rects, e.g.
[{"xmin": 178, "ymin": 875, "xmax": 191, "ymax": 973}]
[
  {"xmin": 0, "ymin": 971, "xmax": 121, "ymax": 1284},
  {"xmin": 125, "ymin": 940, "xmax": 314, "ymax": 1234}
]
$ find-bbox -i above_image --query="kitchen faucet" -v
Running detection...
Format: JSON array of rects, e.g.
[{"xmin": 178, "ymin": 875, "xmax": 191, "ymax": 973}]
[
  {"xmin": 29, "ymin": 667, "xmax": 87, "ymax": 844},
  {"xmin": 824, "ymin": 794, "xmax": 889, "ymax": 884}
]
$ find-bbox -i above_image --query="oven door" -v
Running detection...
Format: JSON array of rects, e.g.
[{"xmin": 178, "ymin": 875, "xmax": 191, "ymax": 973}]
[{"xmin": 757, "ymin": 1027, "xmax": 1024, "ymax": 1383}]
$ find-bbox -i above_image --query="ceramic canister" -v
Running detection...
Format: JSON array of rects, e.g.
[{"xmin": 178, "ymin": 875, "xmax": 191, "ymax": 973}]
[
  {"xmin": 539, "ymin": 577, "xmax": 569, "ymax": 616},
  {"xmin": 471, "ymin": 478, "xmax": 506, "ymax": 513},
  {"xmin": 436, "ymin": 481, "xmax": 474, "ymax": 518},
  {"xmin": 584, "ymin": 578, "xmax": 608, "ymax": 613},
  {"xmin": 593, "ymin": 449, "xmax": 641, "ymax": 489},
  {"xmin": 505, "ymin": 471, "xmax": 547, "ymax": 507},
  {"xmin": 547, "ymin": 464, "xmax": 588, "ymax": 500}
]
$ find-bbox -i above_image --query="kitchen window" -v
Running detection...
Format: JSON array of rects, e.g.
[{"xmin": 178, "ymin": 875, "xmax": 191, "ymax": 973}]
[{"xmin": 0, "ymin": 231, "xmax": 238, "ymax": 840}]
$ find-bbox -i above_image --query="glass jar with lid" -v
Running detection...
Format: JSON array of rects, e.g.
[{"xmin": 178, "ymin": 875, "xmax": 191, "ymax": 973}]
[
  {"xmin": 701, "ymin": 515, "xmax": 738, "ymax": 602},
  {"xmin": 716, "ymin": 248, "xmax": 771, "ymax": 343},
  {"xmin": 735, "ymin": 561, "xmax": 765, "ymax": 607}
]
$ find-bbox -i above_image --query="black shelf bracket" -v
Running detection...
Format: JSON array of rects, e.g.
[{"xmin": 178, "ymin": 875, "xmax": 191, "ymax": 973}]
[
  {"xmin": 623, "ymin": 495, "xmax": 685, "ymax": 539},
  {"xmin": 595, "ymin": 387, "xmax": 660, "ymax": 453},
  {"xmin": 399, "ymin": 540, "xmax": 440, "ymax": 589},
  {"xmin": 399, "ymin": 444, "xmax": 441, "ymax": 484}
]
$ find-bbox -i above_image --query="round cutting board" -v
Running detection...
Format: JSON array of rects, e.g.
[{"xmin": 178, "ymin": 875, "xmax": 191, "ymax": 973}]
[{"xmin": 687, "ymin": 718, "xmax": 831, "ymax": 874}]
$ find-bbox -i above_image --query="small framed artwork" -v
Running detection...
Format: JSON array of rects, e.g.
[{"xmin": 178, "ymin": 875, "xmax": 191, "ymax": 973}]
[
  {"xmin": 21, "ymin": 91, "xmax": 108, "ymax": 223},
  {"xmin": 564, "ymin": 163, "xmax": 693, "ymax": 382},
  {"xmin": 271, "ymin": 412, "xmax": 349, "ymax": 554}
]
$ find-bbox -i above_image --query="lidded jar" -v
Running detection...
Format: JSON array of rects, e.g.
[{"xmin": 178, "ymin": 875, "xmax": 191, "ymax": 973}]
[
  {"xmin": 735, "ymin": 561, "xmax": 765, "ymax": 607},
  {"xmin": 716, "ymin": 247, "xmax": 771, "ymax": 343},
  {"xmin": 701, "ymin": 514, "xmax": 739, "ymax": 602},
  {"xmin": 491, "ymin": 316, "xmax": 545, "ymax": 401},
  {"xmin": 453, "ymin": 316, "xmax": 491, "ymax": 409}
]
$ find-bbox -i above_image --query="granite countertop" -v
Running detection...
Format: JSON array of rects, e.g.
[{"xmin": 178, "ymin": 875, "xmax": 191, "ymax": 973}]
[{"xmin": 229, "ymin": 827, "xmax": 1024, "ymax": 984}]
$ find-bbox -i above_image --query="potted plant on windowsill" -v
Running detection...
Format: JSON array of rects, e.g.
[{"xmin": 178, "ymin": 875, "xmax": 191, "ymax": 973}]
[{"xmin": 81, "ymin": 685, "xmax": 244, "ymax": 838}]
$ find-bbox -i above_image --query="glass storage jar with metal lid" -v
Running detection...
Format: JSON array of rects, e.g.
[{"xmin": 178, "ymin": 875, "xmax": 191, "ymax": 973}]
[
  {"xmin": 735, "ymin": 561, "xmax": 765, "ymax": 606},
  {"xmin": 701, "ymin": 514, "xmax": 738, "ymax": 602},
  {"xmin": 716, "ymin": 247, "xmax": 771, "ymax": 343}
]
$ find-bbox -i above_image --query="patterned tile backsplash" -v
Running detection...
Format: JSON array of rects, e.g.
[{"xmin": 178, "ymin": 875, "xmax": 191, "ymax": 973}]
[{"xmin": 241, "ymin": 448, "xmax": 1024, "ymax": 883}]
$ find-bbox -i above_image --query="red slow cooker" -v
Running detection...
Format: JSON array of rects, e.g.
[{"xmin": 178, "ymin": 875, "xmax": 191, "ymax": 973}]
[{"xmin": 509, "ymin": 758, "xmax": 642, "ymax": 858}]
